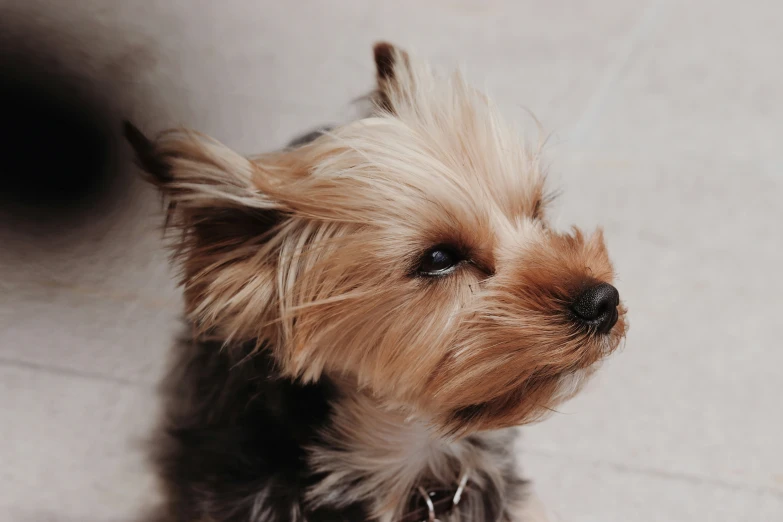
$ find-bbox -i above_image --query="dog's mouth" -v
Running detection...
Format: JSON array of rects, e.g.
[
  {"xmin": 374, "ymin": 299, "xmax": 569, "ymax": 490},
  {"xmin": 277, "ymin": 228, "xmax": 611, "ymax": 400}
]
[
  {"xmin": 434, "ymin": 313, "xmax": 627, "ymax": 436},
  {"xmin": 440, "ymin": 369, "xmax": 583, "ymax": 434},
  {"xmin": 441, "ymin": 383, "xmax": 550, "ymax": 434}
]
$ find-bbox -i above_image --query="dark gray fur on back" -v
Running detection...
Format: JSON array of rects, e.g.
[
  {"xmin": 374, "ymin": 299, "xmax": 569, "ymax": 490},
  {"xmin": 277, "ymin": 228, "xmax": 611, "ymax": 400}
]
[
  {"xmin": 148, "ymin": 335, "xmax": 369, "ymax": 521},
  {"xmin": 286, "ymin": 126, "xmax": 335, "ymax": 148}
]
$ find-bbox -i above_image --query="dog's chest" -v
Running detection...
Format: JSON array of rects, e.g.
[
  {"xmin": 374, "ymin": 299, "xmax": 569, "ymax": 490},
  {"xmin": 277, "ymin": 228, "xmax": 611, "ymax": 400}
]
[
  {"xmin": 304, "ymin": 391, "xmax": 527, "ymax": 521},
  {"xmin": 158, "ymin": 339, "xmax": 527, "ymax": 521}
]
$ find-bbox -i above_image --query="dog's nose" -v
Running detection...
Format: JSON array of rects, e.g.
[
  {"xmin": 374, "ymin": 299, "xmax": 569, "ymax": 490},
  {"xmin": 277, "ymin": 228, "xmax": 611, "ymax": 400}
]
[{"xmin": 571, "ymin": 283, "xmax": 620, "ymax": 333}]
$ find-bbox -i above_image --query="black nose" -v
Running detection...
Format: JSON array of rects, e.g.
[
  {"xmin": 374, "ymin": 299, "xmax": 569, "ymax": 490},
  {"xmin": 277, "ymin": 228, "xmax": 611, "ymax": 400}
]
[{"xmin": 571, "ymin": 283, "xmax": 620, "ymax": 333}]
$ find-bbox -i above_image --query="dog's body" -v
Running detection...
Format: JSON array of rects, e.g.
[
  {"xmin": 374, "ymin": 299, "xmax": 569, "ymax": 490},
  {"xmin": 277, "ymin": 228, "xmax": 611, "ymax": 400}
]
[
  {"xmin": 128, "ymin": 43, "xmax": 626, "ymax": 522},
  {"xmin": 149, "ymin": 337, "xmax": 527, "ymax": 522}
]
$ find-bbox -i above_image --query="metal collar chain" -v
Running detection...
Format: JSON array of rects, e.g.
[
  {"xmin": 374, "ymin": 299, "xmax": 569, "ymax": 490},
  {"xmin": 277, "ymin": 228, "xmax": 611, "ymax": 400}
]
[{"xmin": 398, "ymin": 472, "xmax": 470, "ymax": 522}]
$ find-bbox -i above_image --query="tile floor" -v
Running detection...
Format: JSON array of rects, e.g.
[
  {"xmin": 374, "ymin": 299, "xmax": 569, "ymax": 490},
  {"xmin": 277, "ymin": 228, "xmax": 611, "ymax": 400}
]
[{"xmin": 1, "ymin": 1, "xmax": 781, "ymax": 521}]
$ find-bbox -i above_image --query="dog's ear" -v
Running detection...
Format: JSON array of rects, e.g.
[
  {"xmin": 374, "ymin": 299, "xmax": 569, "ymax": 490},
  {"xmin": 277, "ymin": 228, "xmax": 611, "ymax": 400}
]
[
  {"xmin": 123, "ymin": 121, "xmax": 290, "ymax": 338},
  {"xmin": 123, "ymin": 122, "xmax": 286, "ymax": 252},
  {"xmin": 123, "ymin": 121, "xmax": 284, "ymax": 215},
  {"xmin": 372, "ymin": 42, "xmax": 414, "ymax": 113}
]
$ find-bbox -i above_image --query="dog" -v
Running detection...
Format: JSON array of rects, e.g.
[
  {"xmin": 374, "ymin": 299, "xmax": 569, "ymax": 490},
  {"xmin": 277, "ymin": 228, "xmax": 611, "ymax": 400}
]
[{"xmin": 125, "ymin": 42, "xmax": 626, "ymax": 522}]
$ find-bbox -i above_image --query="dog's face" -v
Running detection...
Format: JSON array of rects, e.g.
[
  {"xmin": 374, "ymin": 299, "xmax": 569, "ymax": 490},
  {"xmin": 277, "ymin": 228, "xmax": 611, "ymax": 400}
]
[{"xmin": 127, "ymin": 43, "xmax": 626, "ymax": 435}]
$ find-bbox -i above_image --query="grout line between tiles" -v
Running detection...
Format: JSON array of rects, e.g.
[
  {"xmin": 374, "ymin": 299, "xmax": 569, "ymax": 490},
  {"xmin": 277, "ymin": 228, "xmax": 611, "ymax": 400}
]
[
  {"xmin": 524, "ymin": 448, "xmax": 783, "ymax": 499},
  {"xmin": 0, "ymin": 356, "xmax": 148, "ymax": 388},
  {"xmin": 567, "ymin": 0, "xmax": 667, "ymax": 146},
  {"xmin": 28, "ymin": 277, "xmax": 182, "ymax": 312}
]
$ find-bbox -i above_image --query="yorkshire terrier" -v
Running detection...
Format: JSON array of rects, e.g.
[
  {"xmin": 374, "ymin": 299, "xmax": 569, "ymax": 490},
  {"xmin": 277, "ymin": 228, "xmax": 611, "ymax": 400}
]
[{"xmin": 125, "ymin": 42, "xmax": 626, "ymax": 522}]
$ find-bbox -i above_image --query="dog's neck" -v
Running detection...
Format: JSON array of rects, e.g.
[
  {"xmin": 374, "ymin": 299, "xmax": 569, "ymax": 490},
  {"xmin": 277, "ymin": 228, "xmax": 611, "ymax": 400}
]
[{"xmin": 305, "ymin": 378, "xmax": 516, "ymax": 521}]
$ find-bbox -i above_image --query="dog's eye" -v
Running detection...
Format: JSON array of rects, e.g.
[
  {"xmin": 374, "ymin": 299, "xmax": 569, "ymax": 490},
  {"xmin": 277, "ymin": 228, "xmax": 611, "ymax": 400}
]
[{"xmin": 417, "ymin": 246, "xmax": 462, "ymax": 276}]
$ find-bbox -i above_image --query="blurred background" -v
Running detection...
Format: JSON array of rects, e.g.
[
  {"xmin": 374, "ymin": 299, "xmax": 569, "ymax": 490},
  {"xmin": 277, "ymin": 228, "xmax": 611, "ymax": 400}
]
[{"xmin": 1, "ymin": 1, "xmax": 781, "ymax": 521}]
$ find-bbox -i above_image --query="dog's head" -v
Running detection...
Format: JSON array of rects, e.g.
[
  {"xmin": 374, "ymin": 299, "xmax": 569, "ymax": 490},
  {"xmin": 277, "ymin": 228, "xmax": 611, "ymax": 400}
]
[{"xmin": 126, "ymin": 43, "xmax": 626, "ymax": 435}]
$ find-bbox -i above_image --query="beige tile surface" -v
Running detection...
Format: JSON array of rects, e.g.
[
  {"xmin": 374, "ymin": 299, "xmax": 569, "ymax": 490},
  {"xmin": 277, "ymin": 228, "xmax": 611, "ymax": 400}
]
[
  {"xmin": 0, "ymin": 280, "xmax": 179, "ymax": 385},
  {"xmin": 522, "ymin": 451, "xmax": 783, "ymax": 522},
  {"xmin": 0, "ymin": 366, "xmax": 159, "ymax": 522},
  {"xmin": 1, "ymin": 0, "xmax": 781, "ymax": 521}
]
